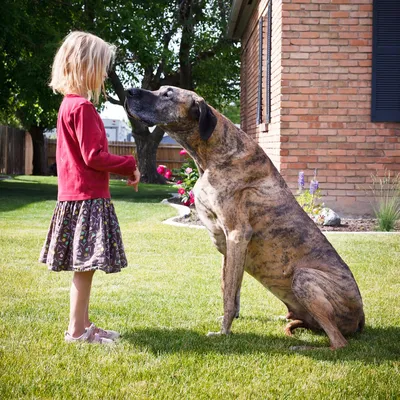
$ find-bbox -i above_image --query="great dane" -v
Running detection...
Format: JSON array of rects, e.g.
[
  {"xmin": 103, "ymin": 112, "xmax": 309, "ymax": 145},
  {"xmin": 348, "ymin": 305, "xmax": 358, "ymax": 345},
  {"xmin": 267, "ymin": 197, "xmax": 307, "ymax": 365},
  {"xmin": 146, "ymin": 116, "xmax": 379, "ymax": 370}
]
[{"xmin": 125, "ymin": 86, "xmax": 365, "ymax": 349}]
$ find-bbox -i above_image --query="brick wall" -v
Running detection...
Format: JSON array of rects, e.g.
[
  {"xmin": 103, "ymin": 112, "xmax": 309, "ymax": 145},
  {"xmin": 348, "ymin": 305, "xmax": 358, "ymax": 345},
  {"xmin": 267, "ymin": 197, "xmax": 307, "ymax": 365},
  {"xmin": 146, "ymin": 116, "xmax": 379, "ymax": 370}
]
[
  {"xmin": 280, "ymin": 0, "xmax": 400, "ymax": 216},
  {"xmin": 241, "ymin": 0, "xmax": 283, "ymax": 169},
  {"xmin": 240, "ymin": 0, "xmax": 400, "ymax": 216}
]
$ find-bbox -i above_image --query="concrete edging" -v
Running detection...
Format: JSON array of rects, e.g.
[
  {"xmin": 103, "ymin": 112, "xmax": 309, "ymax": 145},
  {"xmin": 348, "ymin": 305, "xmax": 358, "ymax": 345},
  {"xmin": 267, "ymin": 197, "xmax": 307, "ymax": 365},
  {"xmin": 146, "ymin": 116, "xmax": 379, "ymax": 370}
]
[
  {"xmin": 161, "ymin": 198, "xmax": 206, "ymax": 229},
  {"xmin": 161, "ymin": 198, "xmax": 400, "ymax": 234}
]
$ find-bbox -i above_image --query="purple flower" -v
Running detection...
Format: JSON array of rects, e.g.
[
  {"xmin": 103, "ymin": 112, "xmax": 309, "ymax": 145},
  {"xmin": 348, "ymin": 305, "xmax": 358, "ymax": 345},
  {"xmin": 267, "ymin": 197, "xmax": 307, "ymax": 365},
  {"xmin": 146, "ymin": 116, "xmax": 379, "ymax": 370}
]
[
  {"xmin": 310, "ymin": 179, "xmax": 319, "ymax": 195},
  {"xmin": 298, "ymin": 171, "xmax": 305, "ymax": 191}
]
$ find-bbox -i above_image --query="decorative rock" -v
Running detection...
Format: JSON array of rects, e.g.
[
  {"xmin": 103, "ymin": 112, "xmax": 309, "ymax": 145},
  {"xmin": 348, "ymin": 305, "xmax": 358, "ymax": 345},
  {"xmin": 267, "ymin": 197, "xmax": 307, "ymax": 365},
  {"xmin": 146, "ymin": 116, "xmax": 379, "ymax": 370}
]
[{"xmin": 322, "ymin": 208, "xmax": 341, "ymax": 226}]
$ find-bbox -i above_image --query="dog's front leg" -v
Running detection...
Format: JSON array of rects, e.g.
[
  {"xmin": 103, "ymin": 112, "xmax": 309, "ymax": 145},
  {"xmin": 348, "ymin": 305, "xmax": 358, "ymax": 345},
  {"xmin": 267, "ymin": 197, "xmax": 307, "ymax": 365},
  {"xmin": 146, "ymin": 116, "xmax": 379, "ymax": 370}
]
[{"xmin": 208, "ymin": 229, "xmax": 251, "ymax": 336}]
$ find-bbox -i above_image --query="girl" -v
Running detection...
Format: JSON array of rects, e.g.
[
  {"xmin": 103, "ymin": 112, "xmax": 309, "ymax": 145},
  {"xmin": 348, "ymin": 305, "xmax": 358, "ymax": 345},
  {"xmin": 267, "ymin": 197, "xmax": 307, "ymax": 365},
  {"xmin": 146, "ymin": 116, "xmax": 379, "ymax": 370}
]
[{"xmin": 40, "ymin": 31, "xmax": 140, "ymax": 344}]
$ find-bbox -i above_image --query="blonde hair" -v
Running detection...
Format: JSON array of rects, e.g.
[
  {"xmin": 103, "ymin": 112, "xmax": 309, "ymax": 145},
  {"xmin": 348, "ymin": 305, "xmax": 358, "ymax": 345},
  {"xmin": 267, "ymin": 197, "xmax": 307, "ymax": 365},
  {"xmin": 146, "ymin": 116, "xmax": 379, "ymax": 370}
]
[{"xmin": 50, "ymin": 31, "xmax": 116, "ymax": 104}]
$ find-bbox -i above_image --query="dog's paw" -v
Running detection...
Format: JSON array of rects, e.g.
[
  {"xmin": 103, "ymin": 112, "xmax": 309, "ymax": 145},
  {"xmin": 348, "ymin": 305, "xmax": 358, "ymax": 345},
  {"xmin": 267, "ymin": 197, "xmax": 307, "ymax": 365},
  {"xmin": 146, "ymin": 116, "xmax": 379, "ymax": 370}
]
[
  {"xmin": 206, "ymin": 331, "xmax": 222, "ymax": 337},
  {"xmin": 276, "ymin": 315, "xmax": 290, "ymax": 321},
  {"xmin": 207, "ymin": 331, "xmax": 232, "ymax": 337}
]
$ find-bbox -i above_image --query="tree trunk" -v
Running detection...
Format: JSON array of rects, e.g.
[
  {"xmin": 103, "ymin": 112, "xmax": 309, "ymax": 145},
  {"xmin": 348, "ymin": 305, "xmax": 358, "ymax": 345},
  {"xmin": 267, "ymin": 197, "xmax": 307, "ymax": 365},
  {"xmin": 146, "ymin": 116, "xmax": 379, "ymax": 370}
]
[
  {"xmin": 134, "ymin": 128, "xmax": 166, "ymax": 184},
  {"xmin": 29, "ymin": 126, "xmax": 46, "ymax": 175}
]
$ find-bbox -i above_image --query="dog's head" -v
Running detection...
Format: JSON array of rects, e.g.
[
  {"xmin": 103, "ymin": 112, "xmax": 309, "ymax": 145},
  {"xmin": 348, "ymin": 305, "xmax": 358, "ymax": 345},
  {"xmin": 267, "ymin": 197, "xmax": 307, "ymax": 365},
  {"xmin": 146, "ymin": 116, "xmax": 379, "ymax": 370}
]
[{"xmin": 124, "ymin": 86, "xmax": 217, "ymax": 141}]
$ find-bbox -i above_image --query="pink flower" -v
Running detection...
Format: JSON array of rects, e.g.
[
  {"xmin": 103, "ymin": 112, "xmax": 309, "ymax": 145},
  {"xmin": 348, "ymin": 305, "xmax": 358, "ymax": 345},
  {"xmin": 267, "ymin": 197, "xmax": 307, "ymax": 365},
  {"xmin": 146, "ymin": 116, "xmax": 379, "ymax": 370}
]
[
  {"xmin": 189, "ymin": 190, "xmax": 194, "ymax": 199},
  {"xmin": 185, "ymin": 167, "xmax": 193, "ymax": 174},
  {"xmin": 176, "ymin": 180, "xmax": 182, "ymax": 184},
  {"xmin": 178, "ymin": 188, "xmax": 186, "ymax": 195},
  {"xmin": 164, "ymin": 170, "xmax": 172, "ymax": 179},
  {"xmin": 183, "ymin": 200, "xmax": 190, "ymax": 206},
  {"xmin": 189, "ymin": 197, "xmax": 195, "ymax": 205},
  {"xmin": 157, "ymin": 165, "xmax": 166, "ymax": 175},
  {"xmin": 179, "ymin": 149, "xmax": 187, "ymax": 156}
]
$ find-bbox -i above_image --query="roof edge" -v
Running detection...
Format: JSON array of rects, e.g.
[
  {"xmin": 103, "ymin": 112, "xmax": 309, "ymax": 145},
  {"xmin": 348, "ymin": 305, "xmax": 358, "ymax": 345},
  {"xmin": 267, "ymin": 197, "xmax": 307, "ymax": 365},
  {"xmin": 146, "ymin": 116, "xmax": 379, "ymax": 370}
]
[{"xmin": 226, "ymin": 0, "xmax": 258, "ymax": 40}]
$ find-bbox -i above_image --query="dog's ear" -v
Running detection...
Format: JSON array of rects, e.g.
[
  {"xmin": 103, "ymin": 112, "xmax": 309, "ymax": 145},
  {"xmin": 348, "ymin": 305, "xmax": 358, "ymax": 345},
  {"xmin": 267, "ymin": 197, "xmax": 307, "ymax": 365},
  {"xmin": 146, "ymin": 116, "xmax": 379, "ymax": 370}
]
[
  {"xmin": 199, "ymin": 101, "xmax": 217, "ymax": 141},
  {"xmin": 190, "ymin": 100, "xmax": 217, "ymax": 141}
]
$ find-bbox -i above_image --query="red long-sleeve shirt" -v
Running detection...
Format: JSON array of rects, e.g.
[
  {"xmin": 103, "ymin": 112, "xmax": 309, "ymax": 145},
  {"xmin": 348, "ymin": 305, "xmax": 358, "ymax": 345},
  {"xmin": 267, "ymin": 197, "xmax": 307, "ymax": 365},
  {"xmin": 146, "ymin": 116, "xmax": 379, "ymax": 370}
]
[{"xmin": 56, "ymin": 94, "xmax": 136, "ymax": 201}]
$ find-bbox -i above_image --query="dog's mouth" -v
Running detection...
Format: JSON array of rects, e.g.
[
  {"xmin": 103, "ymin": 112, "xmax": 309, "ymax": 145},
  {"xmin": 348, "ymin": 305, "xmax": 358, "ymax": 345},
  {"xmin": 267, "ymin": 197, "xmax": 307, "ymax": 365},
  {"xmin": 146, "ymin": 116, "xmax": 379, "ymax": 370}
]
[
  {"xmin": 124, "ymin": 99, "xmax": 155, "ymax": 127},
  {"xmin": 124, "ymin": 99, "xmax": 136, "ymax": 119}
]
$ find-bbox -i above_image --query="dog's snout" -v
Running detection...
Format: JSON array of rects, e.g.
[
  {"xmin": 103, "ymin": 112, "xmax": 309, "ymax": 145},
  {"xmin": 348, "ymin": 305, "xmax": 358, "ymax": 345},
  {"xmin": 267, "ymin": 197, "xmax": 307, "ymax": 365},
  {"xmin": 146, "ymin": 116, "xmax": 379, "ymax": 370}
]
[{"xmin": 125, "ymin": 88, "xmax": 142, "ymax": 98}]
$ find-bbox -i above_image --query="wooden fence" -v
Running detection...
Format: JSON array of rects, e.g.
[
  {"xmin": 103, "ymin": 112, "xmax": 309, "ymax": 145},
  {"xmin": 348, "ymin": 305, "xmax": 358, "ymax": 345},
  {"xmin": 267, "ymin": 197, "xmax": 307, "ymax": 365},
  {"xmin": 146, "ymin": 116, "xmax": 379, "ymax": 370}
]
[
  {"xmin": 46, "ymin": 139, "xmax": 186, "ymax": 172},
  {"xmin": 0, "ymin": 131, "xmax": 185, "ymax": 176},
  {"xmin": 0, "ymin": 126, "xmax": 31, "ymax": 175}
]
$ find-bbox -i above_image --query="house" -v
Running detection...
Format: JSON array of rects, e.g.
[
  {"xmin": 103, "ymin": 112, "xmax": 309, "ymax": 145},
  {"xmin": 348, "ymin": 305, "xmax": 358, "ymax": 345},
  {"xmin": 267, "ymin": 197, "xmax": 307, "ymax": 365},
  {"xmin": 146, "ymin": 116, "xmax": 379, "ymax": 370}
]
[
  {"xmin": 102, "ymin": 118, "xmax": 131, "ymax": 141},
  {"xmin": 227, "ymin": 0, "xmax": 400, "ymax": 216}
]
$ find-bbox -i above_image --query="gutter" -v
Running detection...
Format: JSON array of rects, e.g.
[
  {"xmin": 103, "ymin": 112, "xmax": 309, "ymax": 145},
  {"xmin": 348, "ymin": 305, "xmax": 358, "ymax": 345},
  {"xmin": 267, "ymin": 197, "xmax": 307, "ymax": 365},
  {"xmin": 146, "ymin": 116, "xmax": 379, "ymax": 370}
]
[{"xmin": 226, "ymin": 0, "xmax": 245, "ymax": 39}]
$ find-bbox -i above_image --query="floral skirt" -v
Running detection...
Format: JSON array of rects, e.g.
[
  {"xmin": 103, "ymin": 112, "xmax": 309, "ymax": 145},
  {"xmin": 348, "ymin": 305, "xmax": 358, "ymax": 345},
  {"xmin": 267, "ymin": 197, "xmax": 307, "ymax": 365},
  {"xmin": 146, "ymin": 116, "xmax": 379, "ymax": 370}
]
[{"xmin": 39, "ymin": 199, "xmax": 127, "ymax": 274}]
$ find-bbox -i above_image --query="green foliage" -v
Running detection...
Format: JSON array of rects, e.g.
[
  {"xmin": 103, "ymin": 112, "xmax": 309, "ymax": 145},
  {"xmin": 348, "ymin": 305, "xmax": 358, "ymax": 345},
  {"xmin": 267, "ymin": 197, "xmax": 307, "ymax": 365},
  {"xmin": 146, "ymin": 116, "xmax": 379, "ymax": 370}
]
[
  {"xmin": 368, "ymin": 171, "xmax": 400, "ymax": 231},
  {"xmin": 1, "ymin": 0, "xmax": 240, "ymax": 127},
  {"xmin": 0, "ymin": 0, "xmax": 68, "ymax": 130},
  {"xmin": 296, "ymin": 189, "xmax": 324, "ymax": 221},
  {"xmin": 1, "ymin": 0, "xmax": 241, "ymax": 178},
  {"xmin": 295, "ymin": 171, "xmax": 328, "ymax": 224},
  {"xmin": 221, "ymin": 101, "xmax": 240, "ymax": 124},
  {"xmin": 1, "ymin": 176, "xmax": 400, "ymax": 399},
  {"xmin": 175, "ymin": 158, "xmax": 199, "ymax": 205}
]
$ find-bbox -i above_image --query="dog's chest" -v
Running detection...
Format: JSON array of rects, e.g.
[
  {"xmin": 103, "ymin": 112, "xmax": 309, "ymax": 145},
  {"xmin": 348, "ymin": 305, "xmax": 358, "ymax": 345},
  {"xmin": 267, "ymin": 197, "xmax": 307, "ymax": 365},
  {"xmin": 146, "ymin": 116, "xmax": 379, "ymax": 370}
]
[
  {"xmin": 193, "ymin": 179, "xmax": 218, "ymax": 214},
  {"xmin": 193, "ymin": 177, "xmax": 225, "ymax": 228}
]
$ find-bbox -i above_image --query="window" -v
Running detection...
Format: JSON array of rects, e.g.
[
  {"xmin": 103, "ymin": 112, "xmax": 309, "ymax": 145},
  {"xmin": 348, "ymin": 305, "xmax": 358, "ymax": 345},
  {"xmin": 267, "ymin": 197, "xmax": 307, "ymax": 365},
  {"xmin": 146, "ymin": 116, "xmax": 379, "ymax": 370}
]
[
  {"xmin": 265, "ymin": 1, "xmax": 272, "ymax": 123},
  {"xmin": 256, "ymin": 17, "xmax": 263, "ymax": 125},
  {"xmin": 371, "ymin": 0, "xmax": 400, "ymax": 122},
  {"xmin": 256, "ymin": 1, "xmax": 272, "ymax": 125}
]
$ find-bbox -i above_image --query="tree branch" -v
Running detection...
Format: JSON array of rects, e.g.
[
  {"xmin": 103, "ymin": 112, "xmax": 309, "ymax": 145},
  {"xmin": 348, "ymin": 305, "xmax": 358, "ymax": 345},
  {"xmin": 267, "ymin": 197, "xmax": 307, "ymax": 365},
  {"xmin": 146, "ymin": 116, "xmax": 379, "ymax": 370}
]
[
  {"xmin": 154, "ymin": 26, "xmax": 177, "ymax": 86},
  {"xmin": 106, "ymin": 95, "xmax": 122, "ymax": 106},
  {"xmin": 194, "ymin": 37, "xmax": 234, "ymax": 64}
]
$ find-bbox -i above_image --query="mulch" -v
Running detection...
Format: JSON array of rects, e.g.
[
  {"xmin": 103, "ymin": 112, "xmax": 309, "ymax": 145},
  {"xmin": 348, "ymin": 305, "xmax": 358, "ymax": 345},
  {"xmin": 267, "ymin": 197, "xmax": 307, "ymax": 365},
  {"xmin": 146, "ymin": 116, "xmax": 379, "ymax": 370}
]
[{"xmin": 168, "ymin": 199, "xmax": 400, "ymax": 232}]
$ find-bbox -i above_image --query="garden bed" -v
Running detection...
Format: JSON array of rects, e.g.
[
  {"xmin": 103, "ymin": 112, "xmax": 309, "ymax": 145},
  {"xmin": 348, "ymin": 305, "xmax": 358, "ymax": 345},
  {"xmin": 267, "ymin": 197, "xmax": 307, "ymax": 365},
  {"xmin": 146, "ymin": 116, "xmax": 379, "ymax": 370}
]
[{"xmin": 169, "ymin": 198, "xmax": 400, "ymax": 232}]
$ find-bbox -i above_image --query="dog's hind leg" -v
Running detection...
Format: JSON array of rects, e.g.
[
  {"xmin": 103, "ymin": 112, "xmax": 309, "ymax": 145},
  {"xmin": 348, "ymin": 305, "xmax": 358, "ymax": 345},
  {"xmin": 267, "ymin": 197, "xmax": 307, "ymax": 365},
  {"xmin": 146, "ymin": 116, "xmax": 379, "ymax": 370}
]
[
  {"xmin": 291, "ymin": 269, "xmax": 349, "ymax": 350},
  {"xmin": 284, "ymin": 320, "xmax": 306, "ymax": 336}
]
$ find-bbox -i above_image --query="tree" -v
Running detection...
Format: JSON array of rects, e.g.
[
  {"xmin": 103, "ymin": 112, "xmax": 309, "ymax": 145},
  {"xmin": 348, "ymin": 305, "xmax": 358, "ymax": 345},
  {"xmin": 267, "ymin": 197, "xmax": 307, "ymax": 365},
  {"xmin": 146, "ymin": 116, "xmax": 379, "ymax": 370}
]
[
  {"xmin": 0, "ymin": 0, "xmax": 69, "ymax": 175},
  {"xmin": 1, "ymin": 0, "xmax": 240, "ymax": 179},
  {"xmin": 92, "ymin": 0, "xmax": 241, "ymax": 182}
]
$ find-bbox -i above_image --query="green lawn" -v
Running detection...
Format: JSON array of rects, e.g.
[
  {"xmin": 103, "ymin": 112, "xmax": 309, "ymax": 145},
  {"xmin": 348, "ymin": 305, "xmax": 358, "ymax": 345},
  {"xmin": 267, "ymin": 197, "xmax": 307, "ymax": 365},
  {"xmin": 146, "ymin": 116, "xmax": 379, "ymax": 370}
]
[{"xmin": 0, "ymin": 176, "xmax": 399, "ymax": 399}]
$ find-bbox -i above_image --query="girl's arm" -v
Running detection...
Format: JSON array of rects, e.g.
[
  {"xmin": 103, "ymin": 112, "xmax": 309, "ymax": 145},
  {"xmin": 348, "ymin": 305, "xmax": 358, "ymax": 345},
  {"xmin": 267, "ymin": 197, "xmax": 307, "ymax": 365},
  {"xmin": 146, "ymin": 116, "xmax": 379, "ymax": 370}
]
[{"xmin": 74, "ymin": 103, "xmax": 137, "ymax": 176}]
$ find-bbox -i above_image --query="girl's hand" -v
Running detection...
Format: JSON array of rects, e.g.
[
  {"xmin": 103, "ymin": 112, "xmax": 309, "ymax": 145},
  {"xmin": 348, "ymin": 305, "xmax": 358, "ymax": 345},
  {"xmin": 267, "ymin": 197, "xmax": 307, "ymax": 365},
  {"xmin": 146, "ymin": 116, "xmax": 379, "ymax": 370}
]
[{"xmin": 127, "ymin": 169, "xmax": 140, "ymax": 192}]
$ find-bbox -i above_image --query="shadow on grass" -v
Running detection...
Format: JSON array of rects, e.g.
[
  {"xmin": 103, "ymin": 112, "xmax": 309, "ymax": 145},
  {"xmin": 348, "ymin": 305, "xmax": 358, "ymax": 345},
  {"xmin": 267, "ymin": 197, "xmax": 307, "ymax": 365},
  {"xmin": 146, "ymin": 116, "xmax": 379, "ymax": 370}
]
[
  {"xmin": 123, "ymin": 326, "xmax": 400, "ymax": 363},
  {"xmin": 0, "ymin": 178, "xmax": 57, "ymax": 212},
  {"xmin": 0, "ymin": 176, "xmax": 174, "ymax": 213}
]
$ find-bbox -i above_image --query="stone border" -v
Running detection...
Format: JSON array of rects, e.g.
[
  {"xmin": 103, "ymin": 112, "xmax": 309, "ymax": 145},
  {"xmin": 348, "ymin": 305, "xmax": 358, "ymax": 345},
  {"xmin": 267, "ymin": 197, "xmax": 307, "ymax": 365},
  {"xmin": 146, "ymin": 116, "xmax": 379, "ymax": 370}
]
[
  {"xmin": 161, "ymin": 198, "xmax": 206, "ymax": 229},
  {"xmin": 161, "ymin": 197, "xmax": 400, "ymax": 234}
]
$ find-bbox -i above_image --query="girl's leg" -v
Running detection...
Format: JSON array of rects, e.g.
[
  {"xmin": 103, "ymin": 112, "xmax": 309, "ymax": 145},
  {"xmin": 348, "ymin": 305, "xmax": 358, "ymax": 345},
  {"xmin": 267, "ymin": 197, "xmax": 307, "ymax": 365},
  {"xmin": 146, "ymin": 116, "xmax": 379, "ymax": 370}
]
[
  {"xmin": 84, "ymin": 303, "xmax": 91, "ymax": 329},
  {"xmin": 68, "ymin": 270, "xmax": 95, "ymax": 338}
]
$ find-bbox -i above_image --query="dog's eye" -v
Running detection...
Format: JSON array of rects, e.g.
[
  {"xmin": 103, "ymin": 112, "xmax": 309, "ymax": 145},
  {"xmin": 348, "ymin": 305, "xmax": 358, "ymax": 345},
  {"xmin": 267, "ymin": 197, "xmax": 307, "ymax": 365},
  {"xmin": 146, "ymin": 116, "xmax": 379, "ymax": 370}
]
[{"xmin": 163, "ymin": 90, "xmax": 173, "ymax": 98}]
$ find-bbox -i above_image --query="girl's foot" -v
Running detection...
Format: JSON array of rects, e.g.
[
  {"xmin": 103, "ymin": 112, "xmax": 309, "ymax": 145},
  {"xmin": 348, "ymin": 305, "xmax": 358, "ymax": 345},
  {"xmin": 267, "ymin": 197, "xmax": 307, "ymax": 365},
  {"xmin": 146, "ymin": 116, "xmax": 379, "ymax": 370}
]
[
  {"xmin": 87, "ymin": 323, "xmax": 120, "ymax": 341},
  {"xmin": 65, "ymin": 324, "xmax": 114, "ymax": 344}
]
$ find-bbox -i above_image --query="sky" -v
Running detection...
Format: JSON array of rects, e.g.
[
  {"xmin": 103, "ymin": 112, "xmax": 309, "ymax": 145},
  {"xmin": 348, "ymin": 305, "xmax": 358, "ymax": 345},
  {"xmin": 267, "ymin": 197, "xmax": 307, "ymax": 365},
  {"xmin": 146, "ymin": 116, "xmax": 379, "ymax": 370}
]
[{"xmin": 100, "ymin": 101, "xmax": 128, "ymax": 122}]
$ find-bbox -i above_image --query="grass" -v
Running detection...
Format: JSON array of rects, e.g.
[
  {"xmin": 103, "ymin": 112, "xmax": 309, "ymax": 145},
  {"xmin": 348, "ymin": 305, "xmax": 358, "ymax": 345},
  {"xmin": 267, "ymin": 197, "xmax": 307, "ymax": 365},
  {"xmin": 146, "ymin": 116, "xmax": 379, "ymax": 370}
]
[
  {"xmin": 368, "ymin": 171, "xmax": 400, "ymax": 231},
  {"xmin": 0, "ymin": 175, "xmax": 399, "ymax": 399}
]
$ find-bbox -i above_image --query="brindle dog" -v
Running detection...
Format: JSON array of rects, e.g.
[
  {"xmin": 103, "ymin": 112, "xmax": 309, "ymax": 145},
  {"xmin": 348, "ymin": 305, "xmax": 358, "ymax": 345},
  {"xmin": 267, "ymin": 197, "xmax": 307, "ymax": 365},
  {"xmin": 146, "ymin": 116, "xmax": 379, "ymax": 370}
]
[{"xmin": 125, "ymin": 86, "xmax": 365, "ymax": 350}]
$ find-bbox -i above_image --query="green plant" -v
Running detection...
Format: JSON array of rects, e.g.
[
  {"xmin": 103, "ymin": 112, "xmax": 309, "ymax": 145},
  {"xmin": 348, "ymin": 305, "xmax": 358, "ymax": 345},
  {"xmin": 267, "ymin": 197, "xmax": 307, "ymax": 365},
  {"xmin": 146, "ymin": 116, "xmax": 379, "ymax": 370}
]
[
  {"xmin": 174, "ymin": 153, "xmax": 199, "ymax": 206},
  {"xmin": 368, "ymin": 170, "xmax": 400, "ymax": 231},
  {"xmin": 296, "ymin": 170, "xmax": 327, "ymax": 224}
]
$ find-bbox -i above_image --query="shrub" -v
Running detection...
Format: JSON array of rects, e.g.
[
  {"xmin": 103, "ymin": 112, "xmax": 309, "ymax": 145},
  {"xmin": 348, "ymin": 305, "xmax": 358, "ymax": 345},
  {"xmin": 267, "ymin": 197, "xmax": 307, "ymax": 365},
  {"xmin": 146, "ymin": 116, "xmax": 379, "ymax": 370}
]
[
  {"xmin": 157, "ymin": 165, "xmax": 173, "ymax": 180},
  {"xmin": 296, "ymin": 170, "xmax": 328, "ymax": 224},
  {"xmin": 174, "ymin": 151, "xmax": 199, "ymax": 206},
  {"xmin": 368, "ymin": 171, "xmax": 400, "ymax": 231}
]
